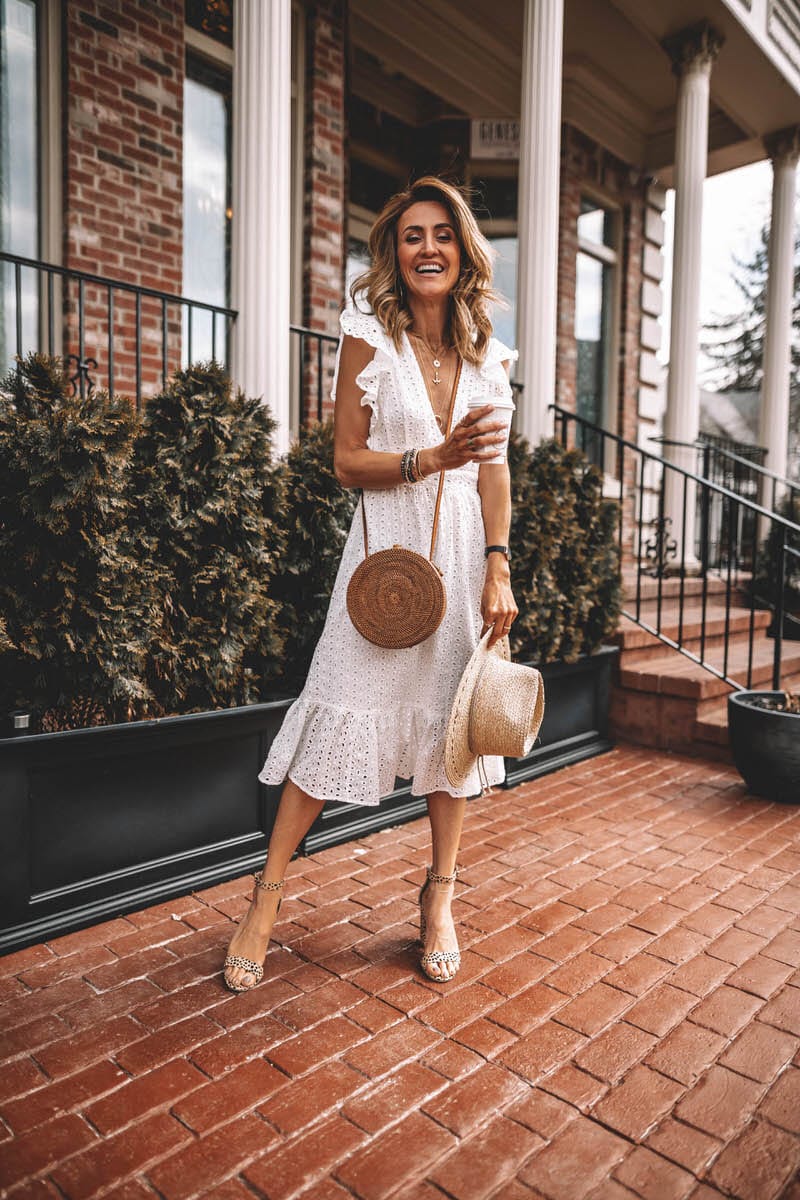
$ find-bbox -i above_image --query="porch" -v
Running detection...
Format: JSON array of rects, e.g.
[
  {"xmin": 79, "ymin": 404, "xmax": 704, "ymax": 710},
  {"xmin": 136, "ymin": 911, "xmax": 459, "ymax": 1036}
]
[{"xmin": 1, "ymin": 745, "xmax": 799, "ymax": 1199}]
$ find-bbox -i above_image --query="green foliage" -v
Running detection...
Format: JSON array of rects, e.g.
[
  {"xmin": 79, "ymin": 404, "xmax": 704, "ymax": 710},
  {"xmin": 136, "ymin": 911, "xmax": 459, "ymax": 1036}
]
[
  {"xmin": 751, "ymin": 493, "xmax": 800, "ymax": 616},
  {"xmin": 0, "ymin": 355, "xmax": 155, "ymax": 725},
  {"xmin": 130, "ymin": 363, "xmax": 286, "ymax": 715},
  {"xmin": 0, "ymin": 364, "xmax": 622, "ymax": 732},
  {"xmin": 508, "ymin": 433, "xmax": 622, "ymax": 663},
  {"xmin": 270, "ymin": 419, "xmax": 357, "ymax": 691},
  {"xmin": 701, "ymin": 227, "xmax": 800, "ymax": 450}
]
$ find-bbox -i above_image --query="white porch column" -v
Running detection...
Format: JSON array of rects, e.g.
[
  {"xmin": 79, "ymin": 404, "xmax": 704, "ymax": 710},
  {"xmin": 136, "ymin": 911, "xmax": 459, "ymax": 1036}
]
[
  {"xmin": 232, "ymin": 0, "xmax": 292, "ymax": 454},
  {"xmin": 758, "ymin": 127, "xmax": 800, "ymax": 508},
  {"xmin": 662, "ymin": 23, "xmax": 723, "ymax": 569},
  {"xmin": 515, "ymin": 0, "xmax": 564, "ymax": 445}
]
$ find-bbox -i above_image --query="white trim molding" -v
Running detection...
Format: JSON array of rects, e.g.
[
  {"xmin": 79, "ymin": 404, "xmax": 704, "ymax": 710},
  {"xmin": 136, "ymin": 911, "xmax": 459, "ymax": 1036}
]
[
  {"xmin": 759, "ymin": 125, "xmax": 800, "ymax": 504},
  {"xmin": 231, "ymin": 0, "xmax": 292, "ymax": 454},
  {"xmin": 516, "ymin": 0, "xmax": 564, "ymax": 445}
]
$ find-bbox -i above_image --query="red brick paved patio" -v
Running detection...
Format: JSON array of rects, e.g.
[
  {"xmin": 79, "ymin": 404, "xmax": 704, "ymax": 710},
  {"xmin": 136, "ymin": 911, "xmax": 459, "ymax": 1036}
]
[{"xmin": 1, "ymin": 746, "xmax": 799, "ymax": 1200}]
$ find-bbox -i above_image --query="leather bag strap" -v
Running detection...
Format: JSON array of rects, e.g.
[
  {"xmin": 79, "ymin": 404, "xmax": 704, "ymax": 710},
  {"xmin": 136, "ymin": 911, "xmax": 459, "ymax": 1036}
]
[
  {"xmin": 428, "ymin": 359, "xmax": 462, "ymax": 560},
  {"xmin": 360, "ymin": 358, "xmax": 462, "ymax": 563}
]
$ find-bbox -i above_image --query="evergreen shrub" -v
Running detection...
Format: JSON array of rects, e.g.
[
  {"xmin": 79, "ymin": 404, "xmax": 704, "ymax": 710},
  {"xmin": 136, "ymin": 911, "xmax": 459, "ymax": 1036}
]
[
  {"xmin": 507, "ymin": 433, "xmax": 622, "ymax": 663},
  {"xmin": 130, "ymin": 363, "xmax": 286, "ymax": 715},
  {"xmin": 751, "ymin": 493, "xmax": 800, "ymax": 636},
  {"xmin": 0, "ymin": 355, "xmax": 155, "ymax": 727},
  {"xmin": 0, "ymin": 363, "xmax": 622, "ymax": 732},
  {"xmin": 270, "ymin": 418, "xmax": 357, "ymax": 691}
]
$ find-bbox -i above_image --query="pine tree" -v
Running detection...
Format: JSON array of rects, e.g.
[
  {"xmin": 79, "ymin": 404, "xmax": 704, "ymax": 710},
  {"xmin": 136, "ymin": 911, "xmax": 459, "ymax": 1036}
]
[{"xmin": 701, "ymin": 226, "xmax": 800, "ymax": 453}]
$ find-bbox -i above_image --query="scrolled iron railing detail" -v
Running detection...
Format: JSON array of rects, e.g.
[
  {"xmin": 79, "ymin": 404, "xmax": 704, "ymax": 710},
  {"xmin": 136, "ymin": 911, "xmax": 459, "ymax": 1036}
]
[
  {"xmin": 66, "ymin": 353, "xmax": 98, "ymax": 399},
  {"xmin": 643, "ymin": 515, "xmax": 678, "ymax": 579},
  {"xmin": 552, "ymin": 402, "xmax": 800, "ymax": 693}
]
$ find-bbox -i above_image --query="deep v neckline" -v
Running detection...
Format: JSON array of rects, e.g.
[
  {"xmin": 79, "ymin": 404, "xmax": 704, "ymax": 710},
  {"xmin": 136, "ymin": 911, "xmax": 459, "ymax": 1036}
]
[{"xmin": 403, "ymin": 331, "xmax": 463, "ymax": 438}]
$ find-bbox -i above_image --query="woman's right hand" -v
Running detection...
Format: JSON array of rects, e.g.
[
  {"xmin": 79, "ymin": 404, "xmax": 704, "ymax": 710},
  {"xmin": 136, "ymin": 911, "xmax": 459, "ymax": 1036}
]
[{"xmin": 425, "ymin": 404, "xmax": 509, "ymax": 473}]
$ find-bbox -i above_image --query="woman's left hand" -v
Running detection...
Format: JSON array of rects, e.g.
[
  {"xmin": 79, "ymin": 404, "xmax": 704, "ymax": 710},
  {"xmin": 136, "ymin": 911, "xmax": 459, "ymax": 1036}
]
[{"xmin": 481, "ymin": 571, "xmax": 518, "ymax": 647}]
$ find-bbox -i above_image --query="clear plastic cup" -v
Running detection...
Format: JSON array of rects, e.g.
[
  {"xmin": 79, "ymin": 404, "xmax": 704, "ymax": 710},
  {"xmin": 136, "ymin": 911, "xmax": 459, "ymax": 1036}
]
[{"xmin": 466, "ymin": 396, "xmax": 514, "ymax": 464}]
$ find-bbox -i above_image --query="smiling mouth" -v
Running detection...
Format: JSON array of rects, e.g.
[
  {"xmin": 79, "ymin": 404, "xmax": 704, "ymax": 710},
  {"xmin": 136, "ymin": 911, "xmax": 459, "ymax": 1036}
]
[{"xmin": 415, "ymin": 264, "xmax": 444, "ymax": 275}]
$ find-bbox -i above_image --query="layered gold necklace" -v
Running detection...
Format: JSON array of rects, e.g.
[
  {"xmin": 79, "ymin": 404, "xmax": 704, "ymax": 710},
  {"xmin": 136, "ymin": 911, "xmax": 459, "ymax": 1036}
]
[
  {"xmin": 408, "ymin": 331, "xmax": 457, "ymax": 432},
  {"xmin": 409, "ymin": 331, "xmax": 452, "ymax": 386}
]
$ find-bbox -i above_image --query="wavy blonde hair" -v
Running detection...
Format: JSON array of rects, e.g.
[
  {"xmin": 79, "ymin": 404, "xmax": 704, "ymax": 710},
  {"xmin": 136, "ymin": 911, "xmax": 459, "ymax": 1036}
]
[{"xmin": 350, "ymin": 176, "xmax": 499, "ymax": 367}]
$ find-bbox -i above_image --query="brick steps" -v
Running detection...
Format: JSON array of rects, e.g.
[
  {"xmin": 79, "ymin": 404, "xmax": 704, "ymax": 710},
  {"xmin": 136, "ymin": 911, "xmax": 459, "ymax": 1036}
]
[
  {"xmin": 618, "ymin": 637, "xmax": 800, "ymax": 701},
  {"xmin": 693, "ymin": 701, "xmax": 731, "ymax": 747},
  {"xmin": 612, "ymin": 606, "xmax": 772, "ymax": 661},
  {"xmin": 620, "ymin": 572, "xmax": 747, "ymax": 603},
  {"xmin": 610, "ymin": 576, "xmax": 798, "ymax": 756}
]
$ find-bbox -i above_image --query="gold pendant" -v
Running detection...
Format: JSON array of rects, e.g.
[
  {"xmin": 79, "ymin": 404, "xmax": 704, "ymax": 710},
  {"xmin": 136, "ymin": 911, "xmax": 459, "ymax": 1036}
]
[{"xmin": 432, "ymin": 358, "xmax": 441, "ymax": 385}]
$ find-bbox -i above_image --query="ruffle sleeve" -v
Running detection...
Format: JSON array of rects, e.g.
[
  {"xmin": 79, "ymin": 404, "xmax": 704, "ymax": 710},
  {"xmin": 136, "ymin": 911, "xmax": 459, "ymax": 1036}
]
[
  {"xmin": 331, "ymin": 308, "xmax": 393, "ymax": 414},
  {"xmin": 479, "ymin": 337, "xmax": 519, "ymax": 406}
]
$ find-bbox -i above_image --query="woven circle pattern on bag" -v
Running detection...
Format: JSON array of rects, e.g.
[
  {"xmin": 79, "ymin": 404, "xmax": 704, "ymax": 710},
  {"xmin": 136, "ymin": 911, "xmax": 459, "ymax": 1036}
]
[{"xmin": 347, "ymin": 546, "xmax": 446, "ymax": 649}]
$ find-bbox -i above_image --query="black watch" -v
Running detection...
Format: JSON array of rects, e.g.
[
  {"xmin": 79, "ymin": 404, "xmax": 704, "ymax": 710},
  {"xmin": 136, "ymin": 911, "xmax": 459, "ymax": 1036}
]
[{"xmin": 484, "ymin": 545, "xmax": 510, "ymax": 561}]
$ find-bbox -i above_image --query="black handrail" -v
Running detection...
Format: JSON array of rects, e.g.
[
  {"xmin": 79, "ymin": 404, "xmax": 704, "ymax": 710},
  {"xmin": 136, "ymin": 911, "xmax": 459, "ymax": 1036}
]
[
  {"xmin": 553, "ymin": 403, "xmax": 800, "ymax": 692},
  {"xmin": 289, "ymin": 324, "xmax": 339, "ymax": 423},
  {"xmin": 1, "ymin": 250, "xmax": 236, "ymax": 409},
  {"xmin": 653, "ymin": 433, "xmax": 800, "ymax": 509}
]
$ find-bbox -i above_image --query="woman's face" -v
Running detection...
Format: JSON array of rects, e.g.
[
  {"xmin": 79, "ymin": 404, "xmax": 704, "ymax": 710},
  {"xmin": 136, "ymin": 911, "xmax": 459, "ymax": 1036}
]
[{"xmin": 396, "ymin": 200, "xmax": 461, "ymax": 305}]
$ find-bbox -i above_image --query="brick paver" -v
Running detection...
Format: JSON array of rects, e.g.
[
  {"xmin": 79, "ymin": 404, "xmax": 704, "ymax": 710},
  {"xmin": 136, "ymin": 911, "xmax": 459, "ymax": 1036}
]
[{"xmin": 1, "ymin": 745, "xmax": 799, "ymax": 1198}]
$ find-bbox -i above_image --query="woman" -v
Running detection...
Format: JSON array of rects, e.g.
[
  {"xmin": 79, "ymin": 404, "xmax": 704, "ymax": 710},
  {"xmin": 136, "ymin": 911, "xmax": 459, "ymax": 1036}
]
[{"xmin": 223, "ymin": 176, "xmax": 518, "ymax": 992}]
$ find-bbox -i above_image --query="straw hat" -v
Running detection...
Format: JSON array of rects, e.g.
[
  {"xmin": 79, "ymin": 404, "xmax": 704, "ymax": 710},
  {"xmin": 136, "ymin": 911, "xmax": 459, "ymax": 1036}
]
[{"xmin": 445, "ymin": 630, "xmax": 545, "ymax": 789}]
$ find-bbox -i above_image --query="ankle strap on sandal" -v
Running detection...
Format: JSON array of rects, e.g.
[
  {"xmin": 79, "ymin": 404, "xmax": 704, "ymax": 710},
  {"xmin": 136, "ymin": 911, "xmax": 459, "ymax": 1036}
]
[
  {"xmin": 253, "ymin": 871, "xmax": 283, "ymax": 892},
  {"xmin": 427, "ymin": 864, "xmax": 459, "ymax": 885}
]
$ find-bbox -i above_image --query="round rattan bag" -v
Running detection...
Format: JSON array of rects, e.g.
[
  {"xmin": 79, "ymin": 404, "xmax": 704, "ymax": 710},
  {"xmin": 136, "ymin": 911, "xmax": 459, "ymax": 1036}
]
[
  {"xmin": 347, "ymin": 545, "xmax": 446, "ymax": 649},
  {"xmin": 347, "ymin": 359, "xmax": 462, "ymax": 650}
]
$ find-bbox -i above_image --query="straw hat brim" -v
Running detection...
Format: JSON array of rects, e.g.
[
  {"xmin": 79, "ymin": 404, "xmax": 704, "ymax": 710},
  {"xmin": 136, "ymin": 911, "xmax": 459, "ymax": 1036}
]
[{"xmin": 445, "ymin": 630, "xmax": 510, "ymax": 789}]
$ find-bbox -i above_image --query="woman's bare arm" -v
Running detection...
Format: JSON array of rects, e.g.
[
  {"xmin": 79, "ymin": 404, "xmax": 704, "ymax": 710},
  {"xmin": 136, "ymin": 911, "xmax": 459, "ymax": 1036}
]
[
  {"xmin": 476, "ymin": 363, "xmax": 518, "ymax": 644},
  {"xmin": 333, "ymin": 334, "xmax": 507, "ymax": 490}
]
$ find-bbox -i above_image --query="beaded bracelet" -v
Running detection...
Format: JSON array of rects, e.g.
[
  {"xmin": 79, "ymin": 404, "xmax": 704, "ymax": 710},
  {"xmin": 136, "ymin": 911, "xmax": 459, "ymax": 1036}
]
[
  {"xmin": 400, "ymin": 448, "xmax": 428, "ymax": 484},
  {"xmin": 400, "ymin": 449, "xmax": 417, "ymax": 484}
]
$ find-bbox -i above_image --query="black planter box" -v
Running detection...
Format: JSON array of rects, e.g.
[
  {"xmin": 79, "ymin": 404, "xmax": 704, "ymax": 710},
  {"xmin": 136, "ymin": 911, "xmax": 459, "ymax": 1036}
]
[
  {"xmin": 728, "ymin": 691, "xmax": 800, "ymax": 804},
  {"xmin": 1, "ymin": 647, "xmax": 617, "ymax": 952},
  {"xmin": 0, "ymin": 701, "xmax": 291, "ymax": 955},
  {"xmin": 503, "ymin": 645, "xmax": 617, "ymax": 788}
]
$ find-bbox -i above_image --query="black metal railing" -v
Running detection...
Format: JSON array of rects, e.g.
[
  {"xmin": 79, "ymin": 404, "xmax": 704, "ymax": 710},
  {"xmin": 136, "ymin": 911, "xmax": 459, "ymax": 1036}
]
[
  {"xmin": 1, "ymin": 251, "xmax": 236, "ymax": 408},
  {"xmin": 289, "ymin": 324, "xmax": 340, "ymax": 424},
  {"xmin": 655, "ymin": 433, "xmax": 800, "ymax": 512},
  {"xmin": 554, "ymin": 404, "xmax": 800, "ymax": 692},
  {"xmin": 698, "ymin": 436, "xmax": 800, "ymax": 510}
]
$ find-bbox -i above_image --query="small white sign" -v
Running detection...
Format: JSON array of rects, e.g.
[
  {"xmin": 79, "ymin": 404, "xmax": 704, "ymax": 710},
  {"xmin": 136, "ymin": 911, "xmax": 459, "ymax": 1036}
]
[{"xmin": 470, "ymin": 119, "xmax": 520, "ymax": 160}]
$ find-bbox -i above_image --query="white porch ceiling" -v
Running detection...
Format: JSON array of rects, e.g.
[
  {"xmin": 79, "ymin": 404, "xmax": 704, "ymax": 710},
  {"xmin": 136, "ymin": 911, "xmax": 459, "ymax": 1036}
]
[{"xmin": 349, "ymin": 0, "xmax": 800, "ymax": 180}]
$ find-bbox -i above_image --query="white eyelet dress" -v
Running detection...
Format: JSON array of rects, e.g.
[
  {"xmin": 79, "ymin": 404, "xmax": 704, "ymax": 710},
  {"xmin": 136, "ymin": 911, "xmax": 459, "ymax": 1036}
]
[{"xmin": 258, "ymin": 308, "xmax": 518, "ymax": 806}]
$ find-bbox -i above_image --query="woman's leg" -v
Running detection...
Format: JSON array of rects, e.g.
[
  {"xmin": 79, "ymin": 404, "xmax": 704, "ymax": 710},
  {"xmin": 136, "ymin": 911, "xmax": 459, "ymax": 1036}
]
[
  {"xmin": 421, "ymin": 790, "xmax": 467, "ymax": 981},
  {"xmin": 224, "ymin": 779, "xmax": 325, "ymax": 990}
]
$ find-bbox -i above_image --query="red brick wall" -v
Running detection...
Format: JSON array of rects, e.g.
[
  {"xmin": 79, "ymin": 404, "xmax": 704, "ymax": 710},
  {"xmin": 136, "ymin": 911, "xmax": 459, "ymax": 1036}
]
[
  {"xmin": 63, "ymin": 0, "xmax": 184, "ymax": 401},
  {"xmin": 302, "ymin": 0, "xmax": 347, "ymax": 422},
  {"xmin": 556, "ymin": 124, "xmax": 646, "ymax": 442},
  {"xmin": 556, "ymin": 124, "xmax": 647, "ymax": 554}
]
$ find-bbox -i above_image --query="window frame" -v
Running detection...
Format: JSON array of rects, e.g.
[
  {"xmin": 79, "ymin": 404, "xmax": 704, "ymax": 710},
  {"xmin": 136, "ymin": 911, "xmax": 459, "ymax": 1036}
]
[
  {"xmin": 465, "ymin": 162, "xmax": 519, "ymax": 370},
  {"xmin": 40, "ymin": 0, "xmax": 61, "ymax": 268},
  {"xmin": 183, "ymin": 49, "xmax": 233, "ymax": 317},
  {"xmin": 574, "ymin": 187, "xmax": 622, "ymax": 445}
]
